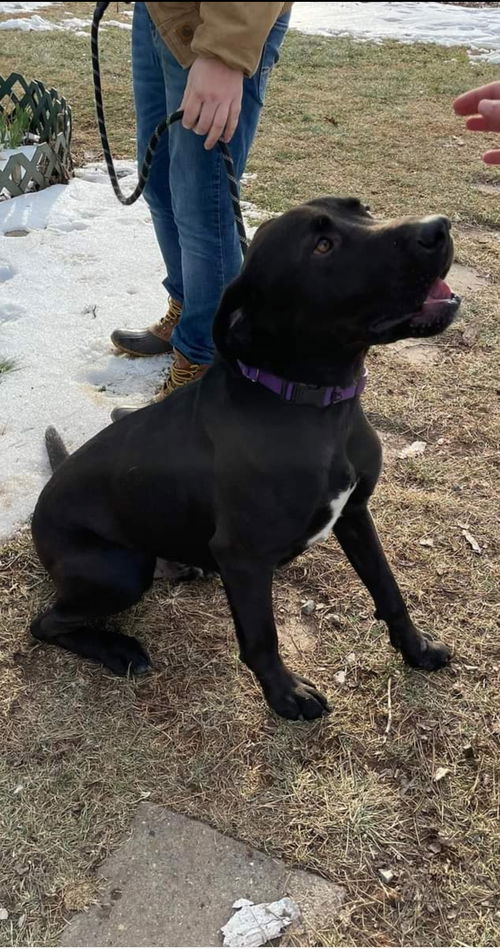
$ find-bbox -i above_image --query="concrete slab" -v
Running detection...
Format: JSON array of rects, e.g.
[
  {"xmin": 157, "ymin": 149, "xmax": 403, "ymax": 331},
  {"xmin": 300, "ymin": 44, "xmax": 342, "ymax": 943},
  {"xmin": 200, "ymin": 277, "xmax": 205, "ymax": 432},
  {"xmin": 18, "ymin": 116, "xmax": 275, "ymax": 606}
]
[
  {"xmin": 60, "ymin": 804, "xmax": 345, "ymax": 947},
  {"xmin": 392, "ymin": 337, "xmax": 439, "ymax": 367},
  {"xmin": 449, "ymin": 262, "xmax": 488, "ymax": 297}
]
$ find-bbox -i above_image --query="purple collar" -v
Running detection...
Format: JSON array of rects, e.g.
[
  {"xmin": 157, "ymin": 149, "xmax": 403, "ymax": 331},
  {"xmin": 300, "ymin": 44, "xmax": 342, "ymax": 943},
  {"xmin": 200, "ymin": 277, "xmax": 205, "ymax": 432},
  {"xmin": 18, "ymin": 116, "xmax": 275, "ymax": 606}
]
[{"xmin": 237, "ymin": 360, "xmax": 367, "ymax": 408}]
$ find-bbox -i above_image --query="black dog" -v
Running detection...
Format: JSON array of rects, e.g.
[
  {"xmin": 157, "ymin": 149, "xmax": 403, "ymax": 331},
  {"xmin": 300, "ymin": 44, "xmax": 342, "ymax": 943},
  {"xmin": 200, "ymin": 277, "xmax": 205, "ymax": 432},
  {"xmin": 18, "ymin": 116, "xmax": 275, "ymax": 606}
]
[{"xmin": 31, "ymin": 197, "xmax": 460, "ymax": 720}]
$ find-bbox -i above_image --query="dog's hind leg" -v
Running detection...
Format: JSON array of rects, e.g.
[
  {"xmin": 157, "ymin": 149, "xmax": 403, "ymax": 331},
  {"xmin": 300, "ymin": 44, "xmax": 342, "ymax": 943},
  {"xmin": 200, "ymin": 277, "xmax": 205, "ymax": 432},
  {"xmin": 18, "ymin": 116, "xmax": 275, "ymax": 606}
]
[
  {"xmin": 334, "ymin": 506, "xmax": 452, "ymax": 670},
  {"xmin": 31, "ymin": 546, "xmax": 155, "ymax": 675}
]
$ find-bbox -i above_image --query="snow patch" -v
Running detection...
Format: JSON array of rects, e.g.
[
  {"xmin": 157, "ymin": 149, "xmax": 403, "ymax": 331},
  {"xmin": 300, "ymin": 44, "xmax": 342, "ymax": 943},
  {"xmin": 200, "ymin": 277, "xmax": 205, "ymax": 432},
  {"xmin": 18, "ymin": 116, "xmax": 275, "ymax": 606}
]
[
  {"xmin": 0, "ymin": 145, "xmax": 38, "ymax": 174},
  {"xmin": 74, "ymin": 160, "xmax": 137, "ymax": 184},
  {"xmin": 0, "ymin": 14, "xmax": 98, "ymax": 34},
  {"xmin": 58, "ymin": 16, "xmax": 91, "ymax": 31},
  {"xmin": 0, "ymin": 1, "xmax": 53, "ymax": 11},
  {"xmin": 0, "ymin": 14, "xmax": 57, "ymax": 31},
  {"xmin": 0, "ymin": 261, "xmax": 16, "ymax": 282},
  {"xmin": 291, "ymin": 2, "xmax": 500, "ymax": 64},
  {"xmin": 104, "ymin": 19, "xmax": 132, "ymax": 31},
  {"xmin": 0, "ymin": 301, "xmax": 26, "ymax": 325},
  {"xmin": 0, "ymin": 10, "xmax": 131, "ymax": 34}
]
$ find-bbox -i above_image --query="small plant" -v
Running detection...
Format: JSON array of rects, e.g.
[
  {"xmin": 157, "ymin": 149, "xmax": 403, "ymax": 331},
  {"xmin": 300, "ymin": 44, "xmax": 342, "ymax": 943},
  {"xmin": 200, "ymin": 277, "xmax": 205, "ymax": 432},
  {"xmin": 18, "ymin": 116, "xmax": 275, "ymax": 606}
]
[
  {"xmin": 0, "ymin": 356, "xmax": 16, "ymax": 377},
  {"xmin": 0, "ymin": 106, "xmax": 31, "ymax": 149}
]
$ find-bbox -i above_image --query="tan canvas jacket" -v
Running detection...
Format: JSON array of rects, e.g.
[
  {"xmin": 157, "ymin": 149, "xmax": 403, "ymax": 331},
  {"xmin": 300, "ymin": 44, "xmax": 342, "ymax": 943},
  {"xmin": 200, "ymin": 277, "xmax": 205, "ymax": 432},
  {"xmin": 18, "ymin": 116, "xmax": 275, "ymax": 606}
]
[{"xmin": 146, "ymin": 2, "xmax": 293, "ymax": 77}]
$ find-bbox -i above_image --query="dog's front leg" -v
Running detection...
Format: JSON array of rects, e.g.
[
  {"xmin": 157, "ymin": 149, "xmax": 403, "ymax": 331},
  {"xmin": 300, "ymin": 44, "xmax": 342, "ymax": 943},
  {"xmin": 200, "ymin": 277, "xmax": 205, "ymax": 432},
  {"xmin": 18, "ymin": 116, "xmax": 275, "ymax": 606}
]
[
  {"xmin": 211, "ymin": 545, "xmax": 330, "ymax": 720},
  {"xmin": 334, "ymin": 506, "xmax": 452, "ymax": 670}
]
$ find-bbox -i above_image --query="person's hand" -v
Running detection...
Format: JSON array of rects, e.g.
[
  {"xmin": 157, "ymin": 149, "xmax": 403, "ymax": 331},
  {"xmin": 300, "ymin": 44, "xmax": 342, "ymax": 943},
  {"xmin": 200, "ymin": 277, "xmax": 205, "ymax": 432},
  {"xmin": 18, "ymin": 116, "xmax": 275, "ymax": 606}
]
[
  {"xmin": 454, "ymin": 80, "xmax": 500, "ymax": 164},
  {"xmin": 180, "ymin": 57, "xmax": 243, "ymax": 150}
]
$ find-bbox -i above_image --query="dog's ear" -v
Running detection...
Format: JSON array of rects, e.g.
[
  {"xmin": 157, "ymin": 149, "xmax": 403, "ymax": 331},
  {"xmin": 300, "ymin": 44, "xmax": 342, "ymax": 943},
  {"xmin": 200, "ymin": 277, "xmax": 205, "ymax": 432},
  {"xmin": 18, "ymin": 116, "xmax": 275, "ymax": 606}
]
[
  {"xmin": 212, "ymin": 275, "xmax": 251, "ymax": 356},
  {"xmin": 254, "ymin": 217, "xmax": 274, "ymax": 236}
]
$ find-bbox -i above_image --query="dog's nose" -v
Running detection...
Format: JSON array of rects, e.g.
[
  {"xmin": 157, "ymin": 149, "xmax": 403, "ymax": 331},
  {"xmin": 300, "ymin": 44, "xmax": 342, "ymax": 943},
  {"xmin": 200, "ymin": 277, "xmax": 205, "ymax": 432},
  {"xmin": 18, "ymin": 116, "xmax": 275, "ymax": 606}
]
[{"xmin": 416, "ymin": 216, "xmax": 450, "ymax": 251}]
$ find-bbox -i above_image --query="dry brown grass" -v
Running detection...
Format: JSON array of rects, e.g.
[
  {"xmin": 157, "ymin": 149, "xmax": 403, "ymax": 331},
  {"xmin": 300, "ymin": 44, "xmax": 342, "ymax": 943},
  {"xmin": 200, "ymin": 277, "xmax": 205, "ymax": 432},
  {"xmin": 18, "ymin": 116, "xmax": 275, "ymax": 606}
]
[{"xmin": 1, "ymin": 8, "xmax": 500, "ymax": 947}]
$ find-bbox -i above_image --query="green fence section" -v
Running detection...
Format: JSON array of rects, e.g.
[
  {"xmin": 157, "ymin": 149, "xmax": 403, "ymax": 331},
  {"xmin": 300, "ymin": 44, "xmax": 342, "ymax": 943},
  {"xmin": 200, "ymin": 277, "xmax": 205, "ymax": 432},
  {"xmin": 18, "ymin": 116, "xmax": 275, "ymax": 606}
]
[{"xmin": 0, "ymin": 72, "xmax": 72, "ymax": 199}]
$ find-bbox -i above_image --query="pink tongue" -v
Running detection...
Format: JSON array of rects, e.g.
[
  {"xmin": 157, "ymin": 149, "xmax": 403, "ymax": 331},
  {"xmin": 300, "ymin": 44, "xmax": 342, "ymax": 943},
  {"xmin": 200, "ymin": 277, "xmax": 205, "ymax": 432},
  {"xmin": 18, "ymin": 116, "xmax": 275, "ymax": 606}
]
[{"xmin": 425, "ymin": 278, "xmax": 452, "ymax": 303}]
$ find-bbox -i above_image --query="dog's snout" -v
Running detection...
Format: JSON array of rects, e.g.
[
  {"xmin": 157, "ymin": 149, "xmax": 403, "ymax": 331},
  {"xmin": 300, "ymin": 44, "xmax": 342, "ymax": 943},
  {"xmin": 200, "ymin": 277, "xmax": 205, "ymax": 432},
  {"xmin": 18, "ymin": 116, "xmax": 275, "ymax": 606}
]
[{"xmin": 416, "ymin": 215, "xmax": 450, "ymax": 251}]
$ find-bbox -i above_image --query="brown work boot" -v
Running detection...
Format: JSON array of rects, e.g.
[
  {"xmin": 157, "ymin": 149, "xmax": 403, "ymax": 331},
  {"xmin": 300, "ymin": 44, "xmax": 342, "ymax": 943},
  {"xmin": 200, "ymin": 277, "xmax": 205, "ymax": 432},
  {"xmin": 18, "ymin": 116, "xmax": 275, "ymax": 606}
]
[
  {"xmin": 155, "ymin": 348, "xmax": 210, "ymax": 401},
  {"xmin": 110, "ymin": 299, "xmax": 182, "ymax": 357},
  {"xmin": 110, "ymin": 348, "xmax": 210, "ymax": 422}
]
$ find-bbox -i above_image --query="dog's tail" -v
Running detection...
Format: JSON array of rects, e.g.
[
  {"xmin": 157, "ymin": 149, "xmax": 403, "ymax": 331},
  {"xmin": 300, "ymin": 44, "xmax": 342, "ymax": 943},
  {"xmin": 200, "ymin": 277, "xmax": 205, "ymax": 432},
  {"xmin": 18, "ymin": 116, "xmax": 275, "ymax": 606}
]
[{"xmin": 45, "ymin": 426, "xmax": 69, "ymax": 472}]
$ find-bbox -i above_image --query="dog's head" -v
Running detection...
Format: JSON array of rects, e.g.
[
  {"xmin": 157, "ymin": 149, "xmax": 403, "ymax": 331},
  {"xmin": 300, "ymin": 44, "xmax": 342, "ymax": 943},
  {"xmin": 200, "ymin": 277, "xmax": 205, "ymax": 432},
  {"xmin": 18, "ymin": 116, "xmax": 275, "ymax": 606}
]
[{"xmin": 214, "ymin": 197, "xmax": 460, "ymax": 379}]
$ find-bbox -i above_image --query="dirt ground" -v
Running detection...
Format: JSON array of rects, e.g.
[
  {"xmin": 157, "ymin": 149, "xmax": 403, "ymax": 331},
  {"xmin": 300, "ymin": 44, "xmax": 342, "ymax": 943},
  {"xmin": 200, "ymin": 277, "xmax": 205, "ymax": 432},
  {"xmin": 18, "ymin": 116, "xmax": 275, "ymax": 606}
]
[{"xmin": 0, "ymin": 4, "xmax": 499, "ymax": 947}]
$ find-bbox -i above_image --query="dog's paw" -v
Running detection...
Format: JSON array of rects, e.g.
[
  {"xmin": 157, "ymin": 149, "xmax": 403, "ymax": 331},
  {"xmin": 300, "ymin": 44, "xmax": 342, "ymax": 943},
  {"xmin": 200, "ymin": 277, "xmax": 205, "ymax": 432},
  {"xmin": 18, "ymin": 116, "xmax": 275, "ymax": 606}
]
[
  {"xmin": 266, "ymin": 672, "xmax": 331, "ymax": 721},
  {"xmin": 154, "ymin": 560, "xmax": 215, "ymax": 583},
  {"xmin": 403, "ymin": 632, "xmax": 452, "ymax": 671},
  {"xmin": 102, "ymin": 633, "xmax": 151, "ymax": 676}
]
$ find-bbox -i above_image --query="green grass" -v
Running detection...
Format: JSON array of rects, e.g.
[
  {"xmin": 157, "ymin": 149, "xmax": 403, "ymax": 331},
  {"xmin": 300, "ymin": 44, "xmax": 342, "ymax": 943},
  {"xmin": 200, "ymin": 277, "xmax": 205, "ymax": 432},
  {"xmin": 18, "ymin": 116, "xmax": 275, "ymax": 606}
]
[
  {"xmin": 0, "ymin": 7, "xmax": 499, "ymax": 947},
  {"xmin": 0, "ymin": 107, "xmax": 31, "ymax": 149},
  {"xmin": 0, "ymin": 357, "xmax": 16, "ymax": 377}
]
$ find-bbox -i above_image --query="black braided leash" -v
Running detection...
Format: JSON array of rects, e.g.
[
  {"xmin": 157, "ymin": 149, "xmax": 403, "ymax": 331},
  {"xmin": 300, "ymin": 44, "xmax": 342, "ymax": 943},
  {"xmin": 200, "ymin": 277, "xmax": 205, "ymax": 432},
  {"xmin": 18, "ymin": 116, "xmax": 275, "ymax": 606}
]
[{"xmin": 91, "ymin": 1, "xmax": 249, "ymax": 255}]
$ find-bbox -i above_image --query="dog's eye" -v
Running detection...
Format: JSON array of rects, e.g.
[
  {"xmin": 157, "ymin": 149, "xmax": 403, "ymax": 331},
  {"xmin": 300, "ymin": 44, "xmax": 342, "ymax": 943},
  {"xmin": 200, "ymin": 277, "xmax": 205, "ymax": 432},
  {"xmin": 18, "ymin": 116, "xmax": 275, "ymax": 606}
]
[{"xmin": 314, "ymin": 237, "xmax": 333, "ymax": 255}]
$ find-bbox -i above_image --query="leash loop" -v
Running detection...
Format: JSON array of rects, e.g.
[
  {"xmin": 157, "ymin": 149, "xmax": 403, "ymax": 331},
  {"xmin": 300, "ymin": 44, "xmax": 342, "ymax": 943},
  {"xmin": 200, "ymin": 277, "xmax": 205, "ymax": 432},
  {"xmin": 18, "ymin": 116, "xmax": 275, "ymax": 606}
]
[{"xmin": 91, "ymin": 1, "xmax": 248, "ymax": 255}]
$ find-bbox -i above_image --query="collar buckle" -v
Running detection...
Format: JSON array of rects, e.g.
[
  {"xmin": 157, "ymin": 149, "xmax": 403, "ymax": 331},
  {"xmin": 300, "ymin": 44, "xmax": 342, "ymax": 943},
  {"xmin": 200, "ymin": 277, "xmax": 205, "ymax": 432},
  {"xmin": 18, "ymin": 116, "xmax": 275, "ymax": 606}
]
[{"xmin": 289, "ymin": 382, "xmax": 331, "ymax": 408}]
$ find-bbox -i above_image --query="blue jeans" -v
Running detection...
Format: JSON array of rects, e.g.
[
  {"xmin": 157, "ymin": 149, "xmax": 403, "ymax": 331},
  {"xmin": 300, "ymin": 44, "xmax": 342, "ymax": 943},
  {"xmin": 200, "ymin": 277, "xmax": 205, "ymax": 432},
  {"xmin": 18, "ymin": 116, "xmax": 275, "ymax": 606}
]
[{"xmin": 132, "ymin": 2, "xmax": 289, "ymax": 365}]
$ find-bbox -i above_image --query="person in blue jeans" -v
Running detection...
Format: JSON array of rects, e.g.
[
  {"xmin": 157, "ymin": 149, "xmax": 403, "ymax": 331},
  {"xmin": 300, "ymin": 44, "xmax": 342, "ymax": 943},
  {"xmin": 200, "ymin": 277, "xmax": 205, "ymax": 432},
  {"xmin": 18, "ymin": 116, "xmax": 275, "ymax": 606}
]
[{"xmin": 111, "ymin": 2, "xmax": 291, "ymax": 419}]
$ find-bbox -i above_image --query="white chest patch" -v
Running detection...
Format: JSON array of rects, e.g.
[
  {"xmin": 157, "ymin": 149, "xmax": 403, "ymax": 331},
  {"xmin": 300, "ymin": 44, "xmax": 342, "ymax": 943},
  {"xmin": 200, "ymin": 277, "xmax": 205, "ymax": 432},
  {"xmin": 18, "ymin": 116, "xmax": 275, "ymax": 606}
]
[{"xmin": 306, "ymin": 483, "xmax": 356, "ymax": 548}]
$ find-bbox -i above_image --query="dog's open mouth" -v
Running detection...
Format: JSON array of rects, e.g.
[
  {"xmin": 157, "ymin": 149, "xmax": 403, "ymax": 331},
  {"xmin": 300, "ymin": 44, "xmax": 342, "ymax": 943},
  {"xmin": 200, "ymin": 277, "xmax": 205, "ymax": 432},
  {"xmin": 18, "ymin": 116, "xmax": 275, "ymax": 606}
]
[
  {"xmin": 373, "ymin": 278, "xmax": 461, "ymax": 339},
  {"xmin": 408, "ymin": 278, "xmax": 460, "ymax": 335}
]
